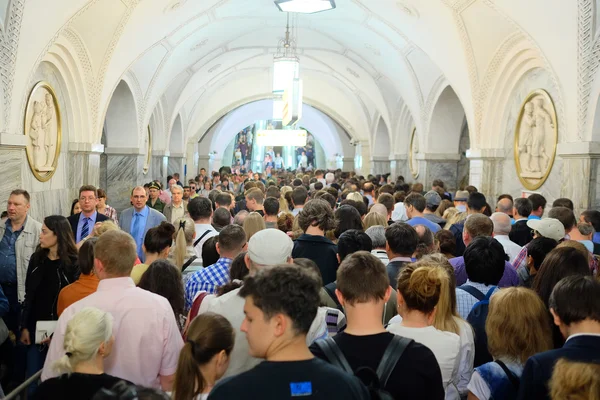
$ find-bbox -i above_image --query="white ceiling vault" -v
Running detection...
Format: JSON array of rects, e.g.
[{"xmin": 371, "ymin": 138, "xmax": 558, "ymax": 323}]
[{"xmin": 3, "ymin": 0, "xmax": 585, "ymax": 158}]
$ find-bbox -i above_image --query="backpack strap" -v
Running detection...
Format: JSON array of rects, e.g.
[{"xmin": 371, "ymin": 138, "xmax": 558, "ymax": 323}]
[
  {"xmin": 495, "ymin": 360, "xmax": 520, "ymax": 391},
  {"xmin": 458, "ymin": 285, "xmax": 485, "ymax": 301},
  {"xmin": 376, "ymin": 336, "xmax": 413, "ymax": 387},
  {"xmin": 324, "ymin": 283, "xmax": 344, "ymax": 313},
  {"xmin": 193, "ymin": 230, "xmax": 212, "ymax": 247},
  {"xmin": 181, "ymin": 256, "xmax": 198, "ymax": 272},
  {"xmin": 314, "ymin": 337, "xmax": 353, "ymax": 375},
  {"xmin": 484, "ymin": 286, "xmax": 498, "ymax": 300}
]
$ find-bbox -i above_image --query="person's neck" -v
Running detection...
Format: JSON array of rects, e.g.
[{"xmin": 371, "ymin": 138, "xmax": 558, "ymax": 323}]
[
  {"xmin": 172, "ymin": 200, "xmax": 182, "ymax": 207},
  {"xmin": 195, "ymin": 218, "xmax": 211, "ymax": 225},
  {"xmin": 566, "ymin": 320, "xmax": 600, "ymax": 337},
  {"xmin": 410, "ymin": 211, "xmax": 424, "ymax": 219},
  {"xmin": 198, "ymin": 365, "xmax": 218, "ymax": 394},
  {"xmin": 10, "ymin": 216, "xmax": 25, "ymax": 230},
  {"xmin": 344, "ymin": 304, "xmax": 387, "ymax": 336},
  {"xmin": 150, "ymin": 198, "xmax": 157, "ymax": 205},
  {"xmin": 294, "ymin": 204, "xmax": 304, "ymax": 210},
  {"xmin": 267, "ymin": 336, "xmax": 314, "ymax": 362},
  {"xmin": 423, "ymin": 209, "xmax": 434, "ymax": 215},
  {"xmin": 134, "ymin": 206, "xmax": 145, "ymax": 213},
  {"xmin": 305, "ymin": 226, "xmax": 324, "ymax": 236},
  {"xmin": 400, "ymin": 310, "xmax": 431, "ymax": 328},
  {"xmin": 73, "ymin": 356, "xmax": 104, "ymax": 375},
  {"xmin": 82, "ymin": 210, "xmax": 95, "ymax": 218},
  {"xmin": 47, "ymin": 246, "xmax": 59, "ymax": 260},
  {"xmin": 144, "ymin": 253, "xmax": 160, "ymax": 265},
  {"xmin": 265, "ymin": 215, "xmax": 277, "ymax": 223},
  {"xmin": 97, "ymin": 205, "xmax": 106, "ymax": 213},
  {"xmin": 388, "ymin": 252, "xmax": 411, "ymax": 260},
  {"xmin": 514, "ymin": 214, "xmax": 525, "ymax": 220}
]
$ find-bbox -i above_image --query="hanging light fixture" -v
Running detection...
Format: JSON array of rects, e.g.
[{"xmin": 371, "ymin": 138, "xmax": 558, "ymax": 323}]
[
  {"xmin": 273, "ymin": 13, "xmax": 299, "ymax": 95},
  {"xmin": 274, "ymin": 0, "xmax": 336, "ymax": 14}
]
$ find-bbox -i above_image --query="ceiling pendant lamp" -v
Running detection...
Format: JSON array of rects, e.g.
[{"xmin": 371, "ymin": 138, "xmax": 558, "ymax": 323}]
[{"xmin": 274, "ymin": 0, "xmax": 336, "ymax": 14}]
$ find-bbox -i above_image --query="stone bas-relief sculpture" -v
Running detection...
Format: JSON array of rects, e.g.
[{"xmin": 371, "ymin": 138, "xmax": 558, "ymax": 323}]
[
  {"xmin": 25, "ymin": 82, "xmax": 61, "ymax": 182},
  {"xmin": 409, "ymin": 128, "xmax": 419, "ymax": 179},
  {"xmin": 514, "ymin": 89, "xmax": 557, "ymax": 190}
]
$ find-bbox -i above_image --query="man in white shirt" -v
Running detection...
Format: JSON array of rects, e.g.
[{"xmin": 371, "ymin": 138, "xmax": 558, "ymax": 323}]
[
  {"xmin": 490, "ymin": 212, "xmax": 522, "ymax": 263},
  {"xmin": 188, "ymin": 197, "xmax": 218, "ymax": 260},
  {"xmin": 42, "ymin": 230, "xmax": 183, "ymax": 390}
]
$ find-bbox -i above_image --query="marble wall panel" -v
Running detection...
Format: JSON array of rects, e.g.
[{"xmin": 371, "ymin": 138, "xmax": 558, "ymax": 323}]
[
  {"xmin": 371, "ymin": 160, "xmax": 391, "ymax": 176},
  {"xmin": 0, "ymin": 147, "xmax": 24, "ymax": 212},
  {"xmin": 168, "ymin": 158, "xmax": 184, "ymax": 177},
  {"xmin": 424, "ymin": 161, "xmax": 459, "ymax": 191},
  {"xmin": 106, "ymin": 155, "xmax": 144, "ymax": 213},
  {"xmin": 151, "ymin": 156, "xmax": 168, "ymax": 185}
]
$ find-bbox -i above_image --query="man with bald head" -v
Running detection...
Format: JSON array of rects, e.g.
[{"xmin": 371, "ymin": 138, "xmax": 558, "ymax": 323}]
[
  {"xmin": 495, "ymin": 197, "xmax": 514, "ymax": 218},
  {"xmin": 491, "ymin": 212, "xmax": 522, "ymax": 263},
  {"xmin": 119, "ymin": 186, "xmax": 167, "ymax": 261}
]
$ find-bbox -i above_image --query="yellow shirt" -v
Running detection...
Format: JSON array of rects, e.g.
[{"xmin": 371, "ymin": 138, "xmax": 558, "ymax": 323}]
[{"xmin": 130, "ymin": 263, "xmax": 149, "ymax": 285}]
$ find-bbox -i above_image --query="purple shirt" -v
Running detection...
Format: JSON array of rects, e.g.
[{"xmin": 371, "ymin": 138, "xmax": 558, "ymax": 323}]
[{"xmin": 450, "ymin": 256, "xmax": 519, "ymax": 287}]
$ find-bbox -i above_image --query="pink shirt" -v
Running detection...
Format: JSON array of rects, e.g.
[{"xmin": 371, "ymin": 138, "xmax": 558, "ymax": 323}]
[{"xmin": 41, "ymin": 277, "xmax": 183, "ymax": 388}]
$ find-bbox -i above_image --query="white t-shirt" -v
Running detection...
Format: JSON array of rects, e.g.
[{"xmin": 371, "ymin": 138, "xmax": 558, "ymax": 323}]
[
  {"xmin": 193, "ymin": 223, "xmax": 219, "ymax": 260},
  {"xmin": 387, "ymin": 324, "xmax": 461, "ymax": 399}
]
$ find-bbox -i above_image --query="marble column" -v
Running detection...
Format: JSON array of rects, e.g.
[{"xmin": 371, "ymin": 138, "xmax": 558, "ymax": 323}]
[
  {"xmin": 151, "ymin": 152, "xmax": 169, "ymax": 186},
  {"xmin": 104, "ymin": 148, "xmax": 146, "ymax": 213},
  {"xmin": 0, "ymin": 141, "xmax": 25, "ymax": 212},
  {"xmin": 198, "ymin": 155, "xmax": 210, "ymax": 172},
  {"xmin": 389, "ymin": 154, "xmax": 408, "ymax": 181},
  {"xmin": 467, "ymin": 148, "xmax": 505, "ymax": 201},
  {"xmin": 342, "ymin": 157, "xmax": 354, "ymax": 173},
  {"xmin": 167, "ymin": 153, "xmax": 185, "ymax": 178},
  {"xmin": 557, "ymin": 142, "xmax": 600, "ymax": 212},
  {"xmin": 355, "ymin": 141, "xmax": 371, "ymax": 175},
  {"xmin": 67, "ymin": 142, "xmax": 104, "ymax": 200},
  {"xmin": 417, "ymin": 153, "xmax": 461, "ymax": 191},
  {"xmin": 370, "ymin": 156, "xmax": 391, "ymax": 176}
]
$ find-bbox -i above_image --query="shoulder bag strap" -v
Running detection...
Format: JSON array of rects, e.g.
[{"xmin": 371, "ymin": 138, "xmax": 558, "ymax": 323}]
[
  {"xmin": 314, "ymin": 337, "xmax": 353, "ymax": 375},
  {"xmin": 376, "ymin": 335, "xmax": 414, "ymax": 387},
  {"xmin": 181, "ymin": 256, "xmax": 198, "ymax": 272},
  {"xmin": 193, "ymin": 230, "xmax": 212, "ymax": 247},
  {"xmin": 457, "ymin": 285, "xmax": 485, "ymax": 301},
  {"xmin": 495, "ymin": 360, "xmax": 520, "ymax": 391}
]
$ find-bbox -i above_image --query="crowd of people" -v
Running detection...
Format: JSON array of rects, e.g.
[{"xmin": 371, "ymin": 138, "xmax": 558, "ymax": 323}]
[{"xmin": 0, "ymin": 167, "xmax": 598, "ymax": 399}]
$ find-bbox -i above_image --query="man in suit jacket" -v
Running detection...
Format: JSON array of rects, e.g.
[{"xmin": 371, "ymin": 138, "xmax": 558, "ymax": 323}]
[
  {"xmin": 509, "ymin": 198, "xmax": 534, "ymax": 246},
  {"xmin": 385, "ymin": 222, "xmax": 418, "ymax": 290},
  {"xmin": 162, "ymin": 184, "xmax": 188, "ymax": 223},
  {"xmin": 517, "ymin": 275, "xmax": 600, "ymax": 400},
  {"xmin": 119, "ymin": 186, "xmax": 166, "ymax": 261},
  {"xmin": 67, "ymin": 185, "xmax": 109, "ymax": 243}
]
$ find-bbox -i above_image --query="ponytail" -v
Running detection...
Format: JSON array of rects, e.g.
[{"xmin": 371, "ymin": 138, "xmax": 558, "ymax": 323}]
[
  {"xmin": 172, "ymin": 217, "xmax": 195, "ymax": 269},
  {"xmin": 172, "ymin": 341, "xmax": 204, "ymax": 400}
]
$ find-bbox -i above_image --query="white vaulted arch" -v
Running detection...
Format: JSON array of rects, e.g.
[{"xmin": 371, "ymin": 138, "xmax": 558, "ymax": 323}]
[{"xmin": 103, "ymin": 80, "xmax": 138, "ymax": 150}]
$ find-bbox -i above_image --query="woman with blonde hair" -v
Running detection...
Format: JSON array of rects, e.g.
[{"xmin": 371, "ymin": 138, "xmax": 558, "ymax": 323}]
[
  {"xmin": 467, "ymin": 287, "xmax": 553, "ymax": 400},
  {"xmin": 550, "ymin": 359, "xmax": 600, "ymax": 400},
  {"xmin": 388, "ymin": 263, "xmax": 461, "ymax": 399},
  {"xmin": 280, "ymin": 186, "xmax": 293, "ymax": 212},
  {"xmin": 445, "ymin": 209, "xmax": 466, "ymax": 231},
  {"xmin": 242, "ymin": 212, "xmax": 266, "ymax": 241},
  {"xmin": 34, "ymin": 307, "xmax": 128, "ymax": 399},
  {"xmin": 173, "ymin": 313, "xmax": 234, "ymax": 400},
  {"xmin": 345, "ymin": 192, "xmax": 364, "ymax": 203},
  {"xmin": 171, "ymin": 216, "xmax": 201, "ymax": 272},
  {"xmin": 436, "ymin": 199, "xmax": 454, "ymax": 218},
  {"xmin": 362, "ymin": 212, "xmax": 388, "ymax": 231}
]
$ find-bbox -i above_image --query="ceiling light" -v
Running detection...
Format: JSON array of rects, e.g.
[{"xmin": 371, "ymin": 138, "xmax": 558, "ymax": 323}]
[{"xmin": 274, "ymin": 0, "xmax": 336, "ymax": 14}]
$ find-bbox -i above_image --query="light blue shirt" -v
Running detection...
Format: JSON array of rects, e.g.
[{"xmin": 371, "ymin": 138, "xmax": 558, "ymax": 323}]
[
  {"xmin": 76, "ymin": 211, "xmax": 98, "ymax": 243},
  {"xmin": 528, "ymin": 215, "xmax": 541, "ymax": 220},
  {"xmin": 406, "ymin": 216, "xmax": 441, "ymax": 233},
  {"xmin": 130, "ymin": 206, "xmax": 149, "ymax": 260}
]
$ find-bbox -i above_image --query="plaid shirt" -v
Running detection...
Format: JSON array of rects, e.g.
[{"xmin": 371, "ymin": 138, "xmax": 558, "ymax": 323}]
[
  {"xmin": 185, "ymin": 257, "xmax": 232, "ymax": 310},
  {"xmin": 513, "ymin": 242, "xmax": 598, "ymax": 275},
  {"xmin": 456, "ymin": 280, "xmax": 499, "ymax": 320}
]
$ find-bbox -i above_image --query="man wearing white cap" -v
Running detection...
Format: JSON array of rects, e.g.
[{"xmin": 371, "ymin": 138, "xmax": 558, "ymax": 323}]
[
  {"xmin": 511, "ymin": 218, "xmax": 565, "ymax": 272},
  {"xmin": 197, "ymin": 229, "xmax": 331, "ymax": 378}
]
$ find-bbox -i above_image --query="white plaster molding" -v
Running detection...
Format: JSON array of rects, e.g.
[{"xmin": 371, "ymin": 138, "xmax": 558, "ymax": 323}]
[
  {"xmin": 557, "ymin": 141, "xmax": 600, "ymax": 157},
  {"xmin": 169, "ymin": 152, "xmax": 185, "ymax": 158},
  {"xmin": 0, "ymin": 133, "xmax": 27, "ymax": 147},
  {"xmin": 153, "ymin": 150, "xmax": 170, "ymax": 157},
  {"xmin": 466, "ymin": 148, "xmax": 505, "ymax": 159},
  {"xmin": 68, "ymin": 142, "xmax": 104, "ymax": 153},
  {"xmin": 416, "ymin": 153, "xmax": 461, "ymax": 161}
]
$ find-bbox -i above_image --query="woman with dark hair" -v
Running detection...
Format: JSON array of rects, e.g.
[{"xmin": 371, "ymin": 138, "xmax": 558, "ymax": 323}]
[
  {"xmin": 533, "ymin": 246, "xmax": 591, "ymax": 348},
  {"xmin": 215, "ymin": 251, "xmax": 249, "ymax": 297},
  {"xmin": 138, "ymin": 260, "xmax": 185, "ymax": 331},
  {"xmin": 96, "ymin": 188, "xmax": 118, "ymax": 224},
  {"xmin": 57, "ymin": 237, "xmax": 99, "ymax": 316},
  {"xmin": 20, "ymin": 215, "xmax": 79, "ymax": 392},
  {"xmin": 435, "ymin": 230, "xmax": 457, "ymax": 259},
  {"xmin": 130, "ymin": 222, "xmax": 175, "ymax": 284},
  {"xmin": 333, "ymin": 204, "xmax": 363, "ymax": 239},
  {"xmin": 70, "ymin": 199, "xmax": 81, "ymax": 216}
]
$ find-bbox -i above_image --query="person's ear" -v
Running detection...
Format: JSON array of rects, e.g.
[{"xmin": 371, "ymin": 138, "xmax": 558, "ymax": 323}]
[
  {"xmin": 216, "ymin": 242, "xmax": 221, "ymax": 255},
  {"xmin": 550, "ymin": 308, "xmax": 562, "ymax": 327},
  {"xmin": 334, "ymin": 289, "xmax": 345, "ymax": 307},
  {"xmin": 273, "ymin": 313, "xmax": 286, "ymax": 337},
  {"xmin": 244, "ymin": 253, "xmax": 251, "ymax": 271},
  {"xmin": 287, "ymin": 257, "xmax": 293, "ymax": 264},
  {"xmin": 98, "ymin": 341, "xmax": 106, "ymax": 357},
  {"xmin": 336, "ymin": 254, "xmax": 341, "ymax": 264},
  {"xmin": 383, "ymin": 285, "xmax": 392, "ymax": 303}
]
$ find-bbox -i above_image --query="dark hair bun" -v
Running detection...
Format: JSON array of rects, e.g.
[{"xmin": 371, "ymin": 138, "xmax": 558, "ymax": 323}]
[{"xmin": 157, "ymin": 221, "xmax": 176, "ymax": 237}]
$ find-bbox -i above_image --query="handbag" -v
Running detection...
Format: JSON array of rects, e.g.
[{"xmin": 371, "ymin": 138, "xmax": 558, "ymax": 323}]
[{"xmin": 35, "ymin": 320, "xmax": 57, "ymax": 344}]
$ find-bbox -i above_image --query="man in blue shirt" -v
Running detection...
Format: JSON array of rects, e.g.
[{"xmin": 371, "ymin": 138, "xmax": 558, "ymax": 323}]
[
  {"xmin": 67, "ymin": 185, "xmax": 109, "ymax": 243},
  {"xmin": 528, "ymin": 193, "xmax": 547, "ymax": 221},
  {"xmin": 404, "ymin": 193, "xmax": 441, "ymax": 234}
]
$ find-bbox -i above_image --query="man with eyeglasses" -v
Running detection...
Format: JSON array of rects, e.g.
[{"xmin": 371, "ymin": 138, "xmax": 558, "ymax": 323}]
[{"xmin": 67, "ymin": 185, "xmax": 109, "ymax": 243}]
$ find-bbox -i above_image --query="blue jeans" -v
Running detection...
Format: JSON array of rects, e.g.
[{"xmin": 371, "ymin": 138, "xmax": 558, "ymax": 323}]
[{"xmin": 25, "ymin": 344, "xmax": 47, "ymax": 396}]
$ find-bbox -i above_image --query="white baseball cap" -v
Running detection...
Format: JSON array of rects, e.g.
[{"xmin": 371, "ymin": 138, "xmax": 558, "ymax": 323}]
[
  {"xmin": 247, "ymin": 228, "xmax": 293, "ymax": 266},
  {"xmin": 527, "ymin": 218, "xmax": 565, "ymax": 242}
]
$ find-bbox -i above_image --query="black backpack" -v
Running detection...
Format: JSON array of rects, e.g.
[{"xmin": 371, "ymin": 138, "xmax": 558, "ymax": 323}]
[
  {"xmin": 458, "ymin": 284, "xmax": 496, "ymax": 367},
  {"xmin": 315, "ymin": 335, "xmax": 413, "ymax": 400}
]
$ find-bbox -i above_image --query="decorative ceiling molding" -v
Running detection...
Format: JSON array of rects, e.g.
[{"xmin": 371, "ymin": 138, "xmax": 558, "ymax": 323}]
[
  {"xmin": 1, "ymin": 0, "xmax": 25, "ymax": 126},
  {"xmin": 577, "ymin": 0, "xmax": 594, "ymax": 141}
]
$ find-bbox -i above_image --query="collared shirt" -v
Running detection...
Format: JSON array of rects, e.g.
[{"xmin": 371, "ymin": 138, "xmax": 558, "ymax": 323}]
[
  {"xmin": 130, "ymin": 206, "xmax": 150, "ymax": 259},
  {"xmin": 493, "ymin": 234, "xmax": 523, "ymax": 264},
  {"xmin": 528, "ymin": 215, "xmax": 541, "ymax": 220},
  {"xmin": 450, "ymin": 256, "xmax": 519, "ymax": 287},
  {"xmin": 170, "ymin": 202, "xmax": 185, "ymax": 223},
  {"xmin": 193, "ymin": 223, "xmax": 219, "ymax": 260},
  {"xmin": 56, "ymin": 273, "xmax": 99, "ymax": 316},
  {"xmin": 456, "ymin": 280, "xmax": 499, "ymax": 319},
  {"xmin": 566, "ymin": 333, "xmax": 600, "ymax": 342},
  {"xmin": 406, "ymin": 216, "xmax": 441, "ymax": 233},
  {"xmin": 0, "ymin": 219, "xmax": 24, "ymax": 283},
  {"xmin": 76, "ymin": 211, "xmax": 98, "ymax": 243},
  {"xmin": 42, "ymin": 277, "xmax": 183, "ymax": 387},
  {"xmin": 292, "ymin": 207, "xmax": 303, "ymax": 217},
  {"xmin": 102, "ymin": 205, "xmax": 118, "ymax": 224},
  {"xmin": 371, "ymin": 250, "xmax": 389, "ymax": 265},
  {"xmin": 185, "ymin": 257, "xmax": 232, "ymax": 310}
]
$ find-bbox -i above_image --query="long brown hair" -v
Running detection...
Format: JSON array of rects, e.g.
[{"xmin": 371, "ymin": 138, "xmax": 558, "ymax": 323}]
[{"xmin": 172, "ymin": 313, "xmax": 235, "ymax": 400}]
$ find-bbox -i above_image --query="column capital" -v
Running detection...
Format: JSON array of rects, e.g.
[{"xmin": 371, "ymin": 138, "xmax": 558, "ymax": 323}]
[
  {"xmin": 68, "ymin": 142, "xmax": 104, "ymax": 153},
  {"xmin": 466, "ymin": 148, "xmax": 504, "ymax": 160},
  {"xmin": 557, "ymin": 141, "xmax": 600, "ymax": 158},
  {"xmin": 389, "ymin": 153, "xmax": 408, "ymax": 161},
  {"xmin": 153, "ymin": 150, "xmax": 170, "ymax": 157},
  {"xmin": 0, "ymin": 133, "xmax": 26, "ymax": 148}
]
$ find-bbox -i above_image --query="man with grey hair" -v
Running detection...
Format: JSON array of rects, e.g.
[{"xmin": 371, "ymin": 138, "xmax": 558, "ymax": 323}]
[
  {"xmin": 491, "ymin": 212, "xmax": 522, "ymax": 263},
  {"xmin": 163, "ymin": 184, "xmax": 188, "ymax": 223},
  {"xmin": 233, "ymin": 210, "xmax": 248, "ymax": 226},
  {"xmin": 569, "ymin": 222, "xmax": 599, "ymax": 254},
  {"xmin": 495, "ymin": 197, "xmax": 514, "ymax": 217},
  {"xmin": 325, "ymin": 172, "xmax": 335, "ymax": 186},
  {"xmin": 197, "ymin": 229, "xmax": 336, "ymax": 378},
  {"xmin": 365, "ymin": 225, "xmax": 388, "ymax": 265}
]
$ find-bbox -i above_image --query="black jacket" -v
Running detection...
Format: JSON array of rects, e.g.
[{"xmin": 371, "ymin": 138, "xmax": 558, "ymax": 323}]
[
  {"xmin": 21, "ymin": 252, "xmax": 78, "ymax": 333},
  {"xmin": 292, "ymin": 234, "xmax": 338, "ymax": 285},
  {"xmin": 449, "ymin": 221, "xmax": 466, "ymax": 256},
  {"xmin": 509, "ymin": 220, "xmax": 533, "ymax": 247},
  {"xmin": 67, "ymin": 212, "xmax": 109, "ymax": 241}
]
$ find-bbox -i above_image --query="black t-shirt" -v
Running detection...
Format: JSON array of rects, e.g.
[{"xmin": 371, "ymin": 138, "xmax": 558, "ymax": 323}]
[
  {"xmin": 208, "ymin": 358, "xmax": 370, "ymax": 400},
  {"xmin": 33, "ymin": 373, "xmax": 130, "ymax": 400},
  {"xmin": 310, "ymin": 332, "xmax": 445, "ymax": 400}
]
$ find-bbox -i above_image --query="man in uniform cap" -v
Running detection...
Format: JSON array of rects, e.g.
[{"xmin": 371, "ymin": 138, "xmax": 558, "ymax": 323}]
[{"xmin": 146, "ymin": 182, "xmax": 166, "ymax": 213}]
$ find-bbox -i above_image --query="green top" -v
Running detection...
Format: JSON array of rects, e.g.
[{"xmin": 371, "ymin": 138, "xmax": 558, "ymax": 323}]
[{"xmin": 146, "ymin": 198, "xmax": 165, "ymax": 213}]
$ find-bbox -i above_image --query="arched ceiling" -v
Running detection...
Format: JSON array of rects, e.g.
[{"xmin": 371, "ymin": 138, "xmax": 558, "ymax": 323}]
[{"xmin": 8, "ymin": 0, "xmax": 579, "ymax": 151}]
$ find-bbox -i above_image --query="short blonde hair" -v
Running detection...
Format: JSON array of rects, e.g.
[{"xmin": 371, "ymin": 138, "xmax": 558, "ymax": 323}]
[
  {"xmin": 53, "ymin": 307, "xmax": 113, "ymax": 374},
  {"xmin": 94, "ymin": 220, "xmax": 118, "ymax": 236},
  {"xmin": 243, "ymin": 212, "xmax": 266, "ymax": 241},
  {"xmin": 362, "ymin": 212, "xmax": 388, "ymax": 231},
  {"xmin": 486, "ymin": 287, "xmax": 553, "ymax": 363},
  {"xmin": 346, "ymin": 192, "xmax": 363, "ymax": 203},
  {"xmin": 550, "ymin": 359, "xmax": 600, "ymax": 400},
  {"xmin": 95, "ymin": 230, "xmax": 137, "ymax": 276}
]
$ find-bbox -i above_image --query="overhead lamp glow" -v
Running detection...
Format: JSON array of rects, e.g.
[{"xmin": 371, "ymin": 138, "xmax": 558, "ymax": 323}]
[{"xmin": 274, "ymin": 0, "xmax": 336, "ymax": 14}]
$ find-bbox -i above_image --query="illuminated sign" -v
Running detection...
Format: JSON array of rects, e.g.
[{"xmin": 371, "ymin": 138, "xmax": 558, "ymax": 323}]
[{"xmin": 256, "ymin": 129, "xmax": 307, "ymax": 146}]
